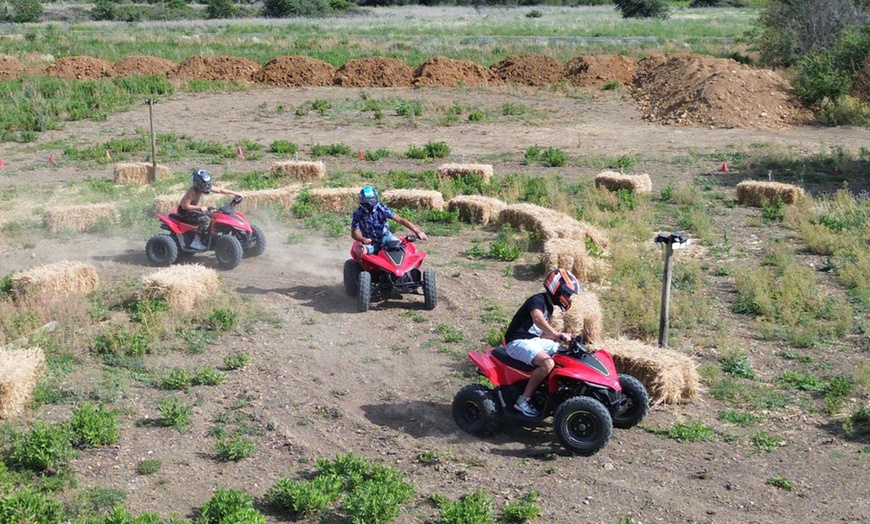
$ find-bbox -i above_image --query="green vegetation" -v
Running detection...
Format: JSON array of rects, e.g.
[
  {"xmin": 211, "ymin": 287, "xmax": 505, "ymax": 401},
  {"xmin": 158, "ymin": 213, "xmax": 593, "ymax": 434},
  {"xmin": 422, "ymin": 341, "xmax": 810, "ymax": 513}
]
[
  {"xmin": 768, "ymin": 475, "xmax": 797, "ymax": 491},
  {"xmin": 70, "ymin": 402, "xmax": 120, "ymax": 448},
  {"xmin": 648, "ymin": 422, "xmax": 715, "ymax": 442},
  {"xmin": 157, "ymin": 395, "xmax": 194, "ymax": 431},
  {"xmin": 215, "ymin": 436, "xmax": 256, "ymax": 462}
]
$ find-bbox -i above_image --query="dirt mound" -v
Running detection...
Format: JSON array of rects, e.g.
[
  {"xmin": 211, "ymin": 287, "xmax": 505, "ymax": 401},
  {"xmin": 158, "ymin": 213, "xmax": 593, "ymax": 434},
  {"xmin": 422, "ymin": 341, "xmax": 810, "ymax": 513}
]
[
  {"xmin": 565, "ymin": 55, "xmax": 637, "ymax": 87},
  {"xmin": 413, "ymin": 56, "xmax": 504, "ymax": 88},
  {"xmin": 171, "ymin": 56, "xmax": 261, "ymax": 82},
  {"xmin": 0, "ymin": 55, "xmax": 28, "ymax": 80},
  {"xmin": 490, "ymin": 54, "xmax": 564, "ymax": 86},
  {"xmin": 631, "ymin": 54, "xmax": 813, "ymax": 129},
  {"xmin": 113, "ymin": 55, "xmax": 176, "ymax": 77},
  {"xmin": 43, "ymin": 56, "xmax": 114, "ymax": 80},
  {"xmin": 334, "ymin": 57, "xmax": 414, "ymax": 87},
  {"xmin": 256, "ymin": 55, "xmax": 336, "ymax": 87}
]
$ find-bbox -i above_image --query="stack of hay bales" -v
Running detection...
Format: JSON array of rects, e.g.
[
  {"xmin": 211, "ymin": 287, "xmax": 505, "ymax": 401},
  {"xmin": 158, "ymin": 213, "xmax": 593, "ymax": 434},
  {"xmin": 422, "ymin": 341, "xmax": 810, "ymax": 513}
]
[
  {"xmin": 11, "ymin": 261, "xmax": 100, "ymax": 303},
  {"xmin": 307, "ymin": 188, "xmax": 359, "ymax": 213},
  {"xmin": 603, "ymin": 336, "xmax": 699, "ymax": 404},
  {"xmin": 594, "ymin": 171, "xmax": 652, "ymax": 194},
  {"xmin": 436, "ymin": 163, "xmax": 493, "ymax": 184},
  {"xmin": 140, "ymin": 265, "xmax": 219, "ymax": 313},
  {"xmin": 736, "ymin": 180, "xmax": 805, "ymax": 207},
  {"xmin": 113, "ymin": 162, "xmax": 173, "ymax": 185},
  {"xmin": 382, "ymin": 189, "xmax": 446, "ymax": 211},
  {"xmin": 541, "ymin": 238, "xmax": 609, "ymax": 283},
  {"xmin": 447, "ymin": 195, "xmax": 506, "ymax": 225},
  {"xmin": 238, "ymin": 187, "xmax": 300, "ymax": 212},
  {"xmin": 43, "ymin": 203, "xmax": 120, "ymax": 233},
  {"xmin": 0, "ymin": 346, "xmax": 46, "ymax": 419},
  {"xmin": 550, "ymin": 291, "xmax": 603, "ymax": 346},
  {"xmin": 270, "ymin": 161, "xmax": 325, "ymax": 182},
  {"xmin": 498, "ymin": 203, "xmax": 609, "ymax": 250}
]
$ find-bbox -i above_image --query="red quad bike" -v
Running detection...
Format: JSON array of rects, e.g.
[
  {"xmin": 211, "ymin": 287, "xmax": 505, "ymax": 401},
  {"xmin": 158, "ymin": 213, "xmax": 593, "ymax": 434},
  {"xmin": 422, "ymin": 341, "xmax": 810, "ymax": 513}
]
[
  {"xmin": 343, "ymin": 235, "xmax": 436, "ymax": 312},
  {"xmin": 145, "ymin": 195, "xmax": 266, "ymax": 270},
  {"xmin": 452, "ymin": 338, "xmax": 650, "ymax": 456}
]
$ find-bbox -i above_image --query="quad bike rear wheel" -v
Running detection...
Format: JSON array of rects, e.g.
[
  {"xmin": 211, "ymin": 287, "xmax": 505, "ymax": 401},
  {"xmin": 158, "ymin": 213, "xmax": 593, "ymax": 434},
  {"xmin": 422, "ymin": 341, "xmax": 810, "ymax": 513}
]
[
  {"xmin": 215, "ymin": 235, "xmax": 243, "ymax": 269},
  {"xmin": 423, "ymin": 268, "xmax": 437, "ymax": 310},
  {"xmin": 452, "ymin": 384, "xmax": 501, "ymax": 437},
  {"xmin": 612, "ymin": 374, "xmax": 650, "ymax": 429},
  {"xmin": 244, "ymin": 225, "xmax": 267, "ymax": 258},
  {"xmin": 146, "ymin": 234, "xmax": 178, "ymax": 266},
  {"xmin": 343, "ymin": 259, "xmax": 361, "ymax": 296},
  {"xmin": 357, "ymin": 271, "xmax": 372, "ymax": 312},
  {"xmin": 553, "ymin": 396, "xmax": 612, "ymax": 456}
]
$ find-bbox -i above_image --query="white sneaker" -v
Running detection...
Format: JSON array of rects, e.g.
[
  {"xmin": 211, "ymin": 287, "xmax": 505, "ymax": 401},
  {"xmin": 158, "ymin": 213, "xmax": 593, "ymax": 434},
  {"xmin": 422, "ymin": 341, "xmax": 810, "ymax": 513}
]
[
  {"xmin": 190, "ymin": 239, "xmax": 206, "ymax": 250},
  {"xmin": 514, "ymin": 397, "xmax": 540, "ymax": 418}
]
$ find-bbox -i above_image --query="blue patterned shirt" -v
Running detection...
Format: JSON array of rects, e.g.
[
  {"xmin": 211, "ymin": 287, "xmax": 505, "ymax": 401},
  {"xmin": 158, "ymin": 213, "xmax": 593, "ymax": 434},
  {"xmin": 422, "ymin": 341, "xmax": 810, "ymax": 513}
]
[{"xmin": 351, "ymin": 203, "xmax": 396, "ymax": 242}]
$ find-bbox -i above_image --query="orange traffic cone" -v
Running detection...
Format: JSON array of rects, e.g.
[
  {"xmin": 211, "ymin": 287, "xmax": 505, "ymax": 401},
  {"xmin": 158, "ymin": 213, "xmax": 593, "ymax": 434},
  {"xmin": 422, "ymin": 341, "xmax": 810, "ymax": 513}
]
[
  {"xmin": 720, "ymin": 162, "xmax": 728, "ymax": 173},
  {"xmin": 237, "ymin": 146, "xmax": 244, "ymax": 158},
  {"xmin": 49, "ymin": 153, "xmax": 56, "ymax": 165},
  {"xmin": 359, "ymin": 150, "xmax": 364, "ymax": 160},
  {"xmin": 0, "ymin": 158, "xmax": 4, "ymax": 168}
]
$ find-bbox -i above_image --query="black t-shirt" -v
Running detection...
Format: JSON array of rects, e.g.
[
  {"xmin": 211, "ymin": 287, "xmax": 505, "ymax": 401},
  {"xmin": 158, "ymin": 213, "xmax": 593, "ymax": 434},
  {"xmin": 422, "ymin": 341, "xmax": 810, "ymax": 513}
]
[{"xmin": 504, "ymin": 293, "xmax": 553, "ymax": 343}]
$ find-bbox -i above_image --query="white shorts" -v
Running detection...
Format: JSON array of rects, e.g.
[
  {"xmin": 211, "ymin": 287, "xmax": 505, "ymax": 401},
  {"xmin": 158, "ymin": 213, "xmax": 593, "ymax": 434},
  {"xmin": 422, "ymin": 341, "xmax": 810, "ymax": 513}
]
[
  {"xmin": 363, "ymin": 232, "xmax": 399, "ymax": 254},
  {"xmin": 505, "ymin": 338, "xmax": 560, "ymax": 366}
]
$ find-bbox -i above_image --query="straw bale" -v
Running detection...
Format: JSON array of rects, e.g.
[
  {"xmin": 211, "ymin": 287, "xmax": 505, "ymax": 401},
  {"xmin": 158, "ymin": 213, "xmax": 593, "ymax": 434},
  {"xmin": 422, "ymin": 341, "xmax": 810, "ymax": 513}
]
[
  {"xmin": 382, "ymin": 189, "xmax": 446, "ymax": 211},
  {"xmin": 43, "ymin": 203, "xmax": 120, "ymax": 233},
  {"xmin": 550, "ymin": 291, "xmax": 603, "ymax": 345},
  {"xmin": 308, "ymin": 187, "xmax": 360, "ymax": 213},
  {"xmin": 11, "ymin": 261, "xmax": 100, "ymax": 302},
  {"xmin": 603, "ymin": 336, "xmax": 699, "ymax": 404},
  {"xmin": 0, "ymin": 346, "xmax": 46, "ymax": 419},
  {"xmin": 497, "ymin": 203, "xmax": 610, "ymax": 250},
  {"xmin": 736, "ymin": 180, "xmax": 805, "ymax": 207},
  {"xmin": 436, "ymin": 163, "xmax": 493, "ymax": 184},
  {"xmin": 237, "ymin": 187, "xmax": 301, "ymax": 212},
  {"xmin": 542, "ymin": 238, "xmax": 596, "ymax": 282},
  {"xmin": 141, "ymin": 265, "xmax": 219, "ymax": 314},
  {"xmin": 270, "ymin": 161, "xmax": 325, "ymax": 182},
  {"xmin": 593, "ymin": 170, "xmax": 652, "ymax": 194},
  {"xmin": 447, "ymin": 195, "xmax": 506, "ymax": 225},
  {"xmin": 113, "ymin": 162, "xmax": 173, "ymax": 185}
]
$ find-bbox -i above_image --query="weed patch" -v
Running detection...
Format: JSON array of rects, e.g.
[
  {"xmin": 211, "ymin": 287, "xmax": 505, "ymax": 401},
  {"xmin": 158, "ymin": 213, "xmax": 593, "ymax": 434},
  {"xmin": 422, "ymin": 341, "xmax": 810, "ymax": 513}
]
[
  {"xmin": 648, "ymin": 422, "xmax": 714, "ymax": 442},
  {"xmin": 70, "ymin": 402, "xmax": 119, "ymax": 448}
]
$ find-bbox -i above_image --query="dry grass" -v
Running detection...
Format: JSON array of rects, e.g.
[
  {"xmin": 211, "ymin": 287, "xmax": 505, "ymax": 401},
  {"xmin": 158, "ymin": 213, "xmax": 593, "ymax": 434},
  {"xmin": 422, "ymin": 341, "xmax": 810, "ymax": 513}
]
[
  {"xmin": 550, "ymin": 291, "xmax": 603, "ymax": 346},
  {"xmin": 736, "ymin": 180, "xmax": 805, "ymax": 207},
  {"xmin": 113, "ymin": 162, "xmax": 173, "ymax": 185},
  {"xmin": 0, "ymin": 346, "xmax": 46, "ymax": 419},
  {"xmin": 11, "ymin": 261, "xmax": 100, "ymax": 302},
  {"xmin": 140, "ymin": 265, "xmax": 220, "ymax": 313},
  {"xmin": 593, "ymin": 170, "xmax": 652, "ymax": 194},
  {"xmin": 603, "ymin": 336, "xmax": 700, "ymax": 404},
  {"xmin": 382, "ymin": 189, "xmax": 446, "ymax": 211},
  {"xmin": 270, "ymin": 161, "xmax": 325, "ymax": 182},
  {"xmin": 43, "ymin": 203, "xmax": 120, "ymax": 233},
  {"xmin": 308, "ymin": 187, "xmax": 360, "ymax": 213},
  {"xmin": 447, "ymin": 195, "xmax": 506, "ymax": 225},
  {"xmin": 436, "ymin": 163, "xmax": 493, "ymax": 184}
]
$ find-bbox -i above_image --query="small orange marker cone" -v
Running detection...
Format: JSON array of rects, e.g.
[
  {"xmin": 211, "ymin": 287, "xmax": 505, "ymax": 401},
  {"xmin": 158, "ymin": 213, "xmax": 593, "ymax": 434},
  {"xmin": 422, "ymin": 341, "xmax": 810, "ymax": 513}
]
[
  {"xmin": 49, "ymin": 153, "xmax": 56, "ymax": 165},
  {"xmin": 720, "ymin": 162, "xmax": 728, "ymax": 173},
  {"xmin": 359, "ymin": 150, "xmax": 364, "ymax": 160},
  {"xmin": 834, "ymin": 168, "xmax": 840, "ymax": 177},
  {"xmin": 0, "ymin": 158, "xmax": 4, "ymax": 168},
  {"xmin": 237, "ymin": 146, "xmax": 244, "ymax": 158}
]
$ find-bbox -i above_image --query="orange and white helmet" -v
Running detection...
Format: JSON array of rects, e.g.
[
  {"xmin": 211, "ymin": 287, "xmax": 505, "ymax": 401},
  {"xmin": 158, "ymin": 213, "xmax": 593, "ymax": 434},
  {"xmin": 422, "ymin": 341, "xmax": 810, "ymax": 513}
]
[{"xmin": 543, "ymin": 268, "xmax": 581, "ymax": 311}]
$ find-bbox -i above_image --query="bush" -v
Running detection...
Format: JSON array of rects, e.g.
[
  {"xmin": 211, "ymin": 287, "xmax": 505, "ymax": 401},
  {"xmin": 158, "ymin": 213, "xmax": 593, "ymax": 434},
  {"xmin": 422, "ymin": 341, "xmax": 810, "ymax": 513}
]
[
  {"xmin": 500, "ymin": 492, "xmax": 540, "ymax": 523},
  {"xmin": 70, "ymin": 402, "xmax": 120, "ymax": 448},
  {"xmin": 206, "ymin": 0, "xmax": 237, "ymax": 18},
  {"xmin": 7, "ymin": 422, "xmax": 74, "ymax": 472},
  {"xmin": 215, "ymin": 436, "xmax": 256, "ymax": 462},
  {"xmin": 817, "ymin": 95, "xmax": 870, "ymax": 125},
  {"xmin": 542, "ymin": 147, "xmax": 567, "ymax": 167},
  {"xmin": 224, "ymin": 351, "xmax": 251, "ymax": 370},
  {"xmin": 267, "ymin": 476, "xmax": 341, "ymax": 518},
  {"xmin": 91, "ymin": 0, "xmax": 117, "ymax": 20},
  {"xmin": 0, "ymin": 487, "xmax": 65, "ymax": 524},
  {"xmin": 269, "ymin": 140, "xmax": 299, "ymax": 155},
  {"xmin": 425, "ymin": 141, "xmax": 451, "ymax": 159},
  {"xmin": 613, "ymin": 0, "xmax": 669, "ymax": 19},
  {"xmin": 794, "ymin": 52, "xmax": 852, "ymax": 105},
  {"xmin": 199, "ymin": 489, "xmax": 255, "ymax": 524},
  {"xmin": 436, "ymin": 491, "xmax": 495, "ymax": 524},
  {"xmin": 9, "ymin": 0, "xmax": 44, "ymax": 23},
  {"xmin": 262, "ymin": 0, "xmax": 331, "ymax": 18},
  {"xmin": 157, "ymin": 395, "xmax": 193, "ymax": 430}
]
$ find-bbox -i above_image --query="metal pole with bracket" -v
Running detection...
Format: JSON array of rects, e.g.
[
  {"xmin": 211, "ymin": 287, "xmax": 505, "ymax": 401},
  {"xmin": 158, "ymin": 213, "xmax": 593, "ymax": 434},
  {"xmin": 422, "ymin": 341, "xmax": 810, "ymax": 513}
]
[
  {"xmin": 147, "ymin": 98, "xmax": 157, "ymax": 181},
  {"xmin": 655, "ymin": 231, "xmax": 689, "ymax": 348}
]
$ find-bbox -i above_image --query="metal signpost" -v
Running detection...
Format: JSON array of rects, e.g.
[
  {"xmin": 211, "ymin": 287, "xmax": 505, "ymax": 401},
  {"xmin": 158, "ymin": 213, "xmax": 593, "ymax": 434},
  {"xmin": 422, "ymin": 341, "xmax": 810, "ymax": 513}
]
[{"xmin": 655, "ymin": 231, "xmax": 689, "ymax": 348}]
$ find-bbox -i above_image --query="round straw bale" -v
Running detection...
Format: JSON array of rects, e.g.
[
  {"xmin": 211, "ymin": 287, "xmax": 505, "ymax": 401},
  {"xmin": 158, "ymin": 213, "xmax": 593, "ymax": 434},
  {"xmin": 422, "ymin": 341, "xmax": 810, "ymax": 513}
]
[
  {"xmin": 436, "ymin": 163, "xmax": 493, "ymax": 184},
  {"xmin": 0, "ymin": 346, "xmax": 46, "ymax": 419},
  {"xmin": 382, "ymin": 189, "xmax": 446, "ymax": 211},
  {"xmin": 141, "ymin": 265, "xmax": 219, "ymax": 314},
  {"xmin": 603, "ymin": 336, "xmax": 699, "ymax": 404},
  {"xmin": 447, "ymin": 195, "xmax": 506, "ymax": 225},
  {"xmin": 270, "ymin": 161, "xmax": 325, "ymax": 182},
  {"xmin": 593, "ymin": 170, "xmax": 652, "ymax": 194},
  {"xmin": 736, "ymin": 180, "xmax": 805, "ymax": 207},
  {"xmin": 11, "ymin": 261, "xmax": 100, "ymax": 302},
  {"xmin": 308, "ymin": 188, "xmax": 359, "ymax": 213},
  {"xmin": 113, "ymin": 162, "xmax": 173, "ymax": 185},
  {"xmin": 43, "ymin": 203, "xmax": 120, "ymax": 234}
]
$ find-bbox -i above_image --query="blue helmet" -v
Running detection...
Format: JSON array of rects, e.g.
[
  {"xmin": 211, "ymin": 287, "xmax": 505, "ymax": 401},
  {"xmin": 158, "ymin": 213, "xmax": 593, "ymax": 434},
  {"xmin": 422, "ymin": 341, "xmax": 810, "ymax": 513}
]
[
  {"xmin": 192, "ymin": 168, "xmax": 212, "ymax": 194},
  {"xmin": 359, "ymin": 186, "xmax": 379, "ymax": 213}
]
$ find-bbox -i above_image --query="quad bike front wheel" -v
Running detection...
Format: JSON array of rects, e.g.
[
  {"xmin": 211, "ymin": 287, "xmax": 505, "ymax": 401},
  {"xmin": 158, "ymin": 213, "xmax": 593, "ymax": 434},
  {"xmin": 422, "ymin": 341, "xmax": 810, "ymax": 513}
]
[
  {"xmin": 344, "ymin": 259, "xmax": 361, "ymax": 296},
  {"xmin": 244, "ymin": 225, "xmax": 267, "ymax": 258},
  {"xmin": 423, "ymin": 268, "xmax": 437, "ymax": 310},
  {"xmin": 452, "ymin": 385, "xmax": 501, "ymax": 437},
  {"xmin": 611, "ymin": 374, "xmax": 650, "ymax": 429},
  {"xmin": 357, "ymin": 271, "xmax": 372, "ymax": 312},
  {"xmin": 215, "ymin": 235, "xmax": 243, "ymax": 269},
  {"xmin": 146, "ymin": 234, "xmax": 178, "ymax": 266},
  {"xmin": 553, "ymin": 396, "xmax": 613, "ymax": 456}
]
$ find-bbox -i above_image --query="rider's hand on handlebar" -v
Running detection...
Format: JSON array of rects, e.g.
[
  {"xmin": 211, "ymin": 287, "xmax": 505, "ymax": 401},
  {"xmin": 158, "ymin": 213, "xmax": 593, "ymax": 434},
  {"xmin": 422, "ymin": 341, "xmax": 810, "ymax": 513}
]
[
  {"xmin": 362, "ymin": 238, "xmax": 372, "ymax": 245},
  {"xmin": 559, "ymin": 333, "xmax": 573, "ymax": 343},
  {"xmin": 416, "ymin": 231, "xmax": 428, "ymax": 241}
]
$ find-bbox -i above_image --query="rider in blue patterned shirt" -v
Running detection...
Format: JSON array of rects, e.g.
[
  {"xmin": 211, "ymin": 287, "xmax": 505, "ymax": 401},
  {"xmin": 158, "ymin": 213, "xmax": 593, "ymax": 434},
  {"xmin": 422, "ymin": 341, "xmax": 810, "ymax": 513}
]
[{"xmin": 351, "ymin": 186, "xmax": 427, "ymax": 258}]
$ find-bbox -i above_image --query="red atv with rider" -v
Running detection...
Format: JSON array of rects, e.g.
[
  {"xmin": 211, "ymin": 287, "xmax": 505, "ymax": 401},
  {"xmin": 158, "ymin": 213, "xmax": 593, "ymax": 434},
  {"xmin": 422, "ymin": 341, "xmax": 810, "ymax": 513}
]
[
  {"xmin": 145, "ymin": 195, "xmax": 266, "ymax": 270},
  {"xmin": 343, "ymin": 235, "xmax": 436, "ymax": 312},
  {"xmin": 452, "ymin": 337, "xmax": 649, "ymax": 456}
]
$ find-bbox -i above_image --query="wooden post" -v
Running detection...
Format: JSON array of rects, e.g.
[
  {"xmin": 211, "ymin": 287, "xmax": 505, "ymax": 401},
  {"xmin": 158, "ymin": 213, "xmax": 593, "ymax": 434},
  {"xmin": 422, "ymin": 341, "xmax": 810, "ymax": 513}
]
[
  {"xmin": 147, "ymin": 98, "xmax": 157, "ymax": 181},
  {"xmin": 658, "ymin": 240, "xmax": 675, "ymax": 348}
]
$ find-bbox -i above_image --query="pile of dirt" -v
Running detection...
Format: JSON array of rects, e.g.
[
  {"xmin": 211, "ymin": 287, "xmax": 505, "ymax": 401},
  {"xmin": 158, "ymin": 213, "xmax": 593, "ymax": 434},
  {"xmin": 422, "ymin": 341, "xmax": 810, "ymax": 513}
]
[
  {"xmin": 413, "ymin": 56, "xmax": 504, "ymax": 88},
  {"xmin": 113, "ymin": 55, "xmax": 177, "ymax": 78},
  {"xmin": 490, "ymin": 54, "xmax": 564, "ymax": 86},
  {"xmin": 333, "ymin": 57, "xmax": 414, "ymax": 87},
  {"xmin": 631, "ymin": 54, "xmax": 813, "ymax": 129},
  {"xmin": 564, "ymin": 55, "xmax": 637, "ymax": 87},
  {"xmin": 42, "ymin": 56, "xmax": 114, "ymax": 80},
  {"xmin": 256, "ymin": 55, "xmax": 336, "ymax": 87},
  {"xmin": 171, "ymin": 56, "xmax": 261, "ymax": 82},
  {"xmin": 0, "ymin": 55, "xmax": 28, "ymax": 80}
]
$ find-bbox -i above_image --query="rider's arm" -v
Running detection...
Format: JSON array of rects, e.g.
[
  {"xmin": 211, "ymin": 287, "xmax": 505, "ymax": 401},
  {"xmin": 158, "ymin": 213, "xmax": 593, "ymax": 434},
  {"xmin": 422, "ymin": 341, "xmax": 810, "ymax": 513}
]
[
  {"xmin": 211, "ymin": 186, "xmax": 242, "ymax": 198},
  {"xmin": 352, "ymin": 228, "xmax": 371, "ymax": 244},
  {"xmin": 530, "ymin": 309, "xmax": 570, "ymax": 342},
  {"xmin": 392, "ymin": 214, "xmax": 427, "ymax": 239},
  {"xmin": 179, "ymin": 189, "xmax": 207, "ymax": 213}
]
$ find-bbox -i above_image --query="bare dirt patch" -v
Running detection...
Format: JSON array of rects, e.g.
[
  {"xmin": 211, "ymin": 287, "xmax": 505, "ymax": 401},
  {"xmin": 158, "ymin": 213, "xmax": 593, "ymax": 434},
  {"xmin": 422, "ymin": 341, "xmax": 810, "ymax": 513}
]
[
  {"xmin": 490, "ymin": 54, "xmax": 565, "ymax": 86},
  {"xmin": 564, "ymin": 55, "xmax": 637, "ymax": 88},
  {"xmin": 171, "ymin": 56, "xmax": 261, "ymax": 82},
  {"xmin": 113, "ymin": 55, "xmax": 177, "ymax": 78},
  {"xmin": 256, "ymin": 55, "xmax": 336, "ymax": 87},
  {"xmin": 333, "ymin": 57, "xmax": 414, "ymax": 87},
  {"xmin": 42, "ymin": 55, "xmax": 114, "ymax": 80},
  {"xmin": 413, "ymin": 55, "xmax": 504, "ymax": 88}
]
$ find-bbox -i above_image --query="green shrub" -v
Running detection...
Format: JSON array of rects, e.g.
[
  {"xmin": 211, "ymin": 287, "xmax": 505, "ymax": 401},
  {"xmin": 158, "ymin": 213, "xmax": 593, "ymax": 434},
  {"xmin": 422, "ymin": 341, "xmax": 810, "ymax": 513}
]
[
  {"xmin": 215, "ymin": 436, "xmax": 255, "ymax": 462},
  {"xmin": 649, "ymin": 422, "xmax": 714, "ymax": 442},
  {"xmin": 613, "ymin": 0, "xmax": 669, "ymax": 19},
  {"xmin": 364, "ymin": 149, "xmax": 391, "ymax": 161},
  {"xmin": 602, "ymin": 80, "xmax": 622, "ymax": 90},
  {"xmin": 206, "ymin": 0, "xmax": 237, "ymax": 19},
  {"xmin": 525, "ymin": 9, "xmax": 543, "ymax": 18},
  {"xmin": 436, "ymin": 491, "xmax": 495, "ymax": 524},
  {"xmin": 817, "ymin": 95, "xmax": 870, "ymax": 126},
  {"xmin": 157, "ymin": 395, "xmax": 193, "ymax": 430},
  {"xmin": 396, "ymin": 100, "xmax": 423, "ymax": 117},
  {"xmin": 206, "ymin": 308, "xmax": 237, "ymax": 331},
  {"xmin": 0, "ymin": 487, "xmax": 65, "ymax": 524},
  {"xmin": 425, "ymin": 141, "xmax": 451, "ymax": 159},
  {"xmin": 343, "ymin": 472, "xmax": 414, "ymax": 524},
  {"xmin": 10, "ymin": 0, "xmax": 44, "ymax": 23},
  {"xmin": 406, "ymin": 145, "xmax": 428, "ymax": 160},
  {"xmin": 136, "ymin": 459, "xmax": 161, "ymax": 475},
  {"xmin": 92, "ymin": 327, "xmax": 151, "ymax": 357},
  {"xmin": 768, "ymin": 475, "xmax": 797, "ymax": 491},
  {"xmin": 541, "ymin": 147, "xmax": 567, "ymax": 167},
  {"xmin": 502, "ymin": 103, "xmax": 526, "ymax": 116},
  {"xmin": 91, "ymin": 0, "xmax": 118, "ymax": 20},
  {"xmin": 70, "ymin": 402, "xmax": 119, "ymax": 448},
  {"xmin": 269, "ymin": 140, "xmax": 300, "ymax": 155},
  {"xmin": 719, "ymin": 410, "xmax": 763, "ymax": 427},
  {"xmin": 194, "ymin": 367, "xmax": 226, "ymax": 386},
  {"xmin": 312, "ymin": 143, "xmax": 352, "ymax": 157},
  {"xmin": 500, "ymin": 492, "xmax": 540, "ymax": 523},
  {"xmin": 159, "ymin": 368, "xmax": 193, "ymax": 391},
  {"xmin": 267, "ymin": 475, "xmax": 341, "ymax": 518},
  {"xmin": 468, "ymin": 111, "xmax": 485, "ymax": 122},
  {"xmin": 126, "ymin": 299, "xmax": 170, "ymax": 323},
  {"xmin": 7, "ymin": 422, "xmax": 74, "ymax": 472},
  {"xmin": 224, "ymin": 352, "xmax": 251, "ymax": 370},
  {"xmin": 198, "ymin": 488, "xmax": 255, "ymax": 524},
  {"xmin": 844, "ymin": 406, "xmax": 870, "ymax": 438},
  {"xmin": 794, "ymin": 52, "xmax": 852, "ymax": 105},
  {"xmin": 750, "ymin": 431, "xmax": 783, "ymax": 452},
  {"xmin": 488, "ymin": 224, "xmax": 525, "ymax": 261},
  {"xmin": 262, "ymin": 0, "xmax": 331, "ymax": 17},
  {"xmin": 719, "ymin": 351, "xmax": 756, "ymax": 379}
]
